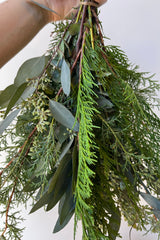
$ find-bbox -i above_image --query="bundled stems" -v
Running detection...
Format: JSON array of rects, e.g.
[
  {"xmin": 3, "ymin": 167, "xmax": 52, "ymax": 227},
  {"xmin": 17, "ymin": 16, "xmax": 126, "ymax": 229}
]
[{"xmin": 0, "ymin": 0, "xmax": 160, "ymax": 239}]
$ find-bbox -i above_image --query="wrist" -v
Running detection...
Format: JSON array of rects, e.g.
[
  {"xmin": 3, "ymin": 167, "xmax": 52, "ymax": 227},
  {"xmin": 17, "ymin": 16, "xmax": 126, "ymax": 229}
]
[{"xmin": 27, "ymin": 0, "xmax": 51, "ymax": 24}]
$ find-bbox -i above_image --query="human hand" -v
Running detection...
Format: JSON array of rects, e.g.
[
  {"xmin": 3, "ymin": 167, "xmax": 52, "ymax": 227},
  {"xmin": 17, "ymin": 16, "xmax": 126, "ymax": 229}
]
[{"xmin": 45, "ymin": 0, "xmax": 108, "ymax": 21}]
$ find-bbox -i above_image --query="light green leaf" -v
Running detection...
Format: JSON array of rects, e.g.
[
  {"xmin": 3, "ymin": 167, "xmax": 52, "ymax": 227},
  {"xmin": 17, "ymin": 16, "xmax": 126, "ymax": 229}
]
[
  {"xmin": 49, "ymin": 100, "xmax": 79, "ymax": 131},
  {"xmin": 61, "ymin": 59, "xmax": 71, "ymax": 96},
  {"xmin": 14, "ymin": 56, "xmax": 46, "ymax": 87},
  {"xmin": 0, "ymin": 84, "xmax": 17, "ymax": 108},
  {"xmin": 0, "ymin": 109, "xmax": 20, "ymax": 135},
  {"xmin": 5, "ymin": 83, "xmax": 28, "ymax": 117}
]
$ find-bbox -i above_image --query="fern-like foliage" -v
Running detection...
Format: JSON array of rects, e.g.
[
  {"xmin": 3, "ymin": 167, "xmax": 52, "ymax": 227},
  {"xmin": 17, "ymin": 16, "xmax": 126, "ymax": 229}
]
[
  {"xmin": 74, "ymin": 46, "xmax": 100, "ymax": 238},
  {"xmin": 0, "ymin": 2, "xmax": 160, "ymax": 240}
]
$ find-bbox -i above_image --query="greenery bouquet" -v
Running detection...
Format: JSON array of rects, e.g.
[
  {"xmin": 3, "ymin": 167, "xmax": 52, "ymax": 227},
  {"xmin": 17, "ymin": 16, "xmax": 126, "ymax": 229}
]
[{"xmin": 0, "ymin": 1, "xmax": 160, "ymax": 239}]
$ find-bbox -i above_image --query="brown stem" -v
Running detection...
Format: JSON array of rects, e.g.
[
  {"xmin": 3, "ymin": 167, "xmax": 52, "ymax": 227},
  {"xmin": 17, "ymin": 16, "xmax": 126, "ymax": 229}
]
[
  {"xmin": 54, "ymin": 87, "xmax": 63, "ymax": 101},
  {"xmin": 92, "ymin": 9, "xmax": 117, "ymax": 77},
  {"xmin": 0, "ymin": 126, "xmax": 37, "ymax": 176},
  {"xmin": 76, "ymin": 4, "xmax": 87, "ymax": 54},
  {"xmin": 71, "ymin": 48, "xmax": 82, "ymax": 74},
  {"xmin": 1, "ymin": 181, "xmax": 17, "ymax": 237}
]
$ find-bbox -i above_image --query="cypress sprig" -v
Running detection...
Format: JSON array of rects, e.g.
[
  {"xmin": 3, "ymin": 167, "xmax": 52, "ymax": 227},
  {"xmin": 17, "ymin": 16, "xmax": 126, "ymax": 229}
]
[{"xmin": 0, "ymin": 1, "xmax": 160, "ymax": 239}]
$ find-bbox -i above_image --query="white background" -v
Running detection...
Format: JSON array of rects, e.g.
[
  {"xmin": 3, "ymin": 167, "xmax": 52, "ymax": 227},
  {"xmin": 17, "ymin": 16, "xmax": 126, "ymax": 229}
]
[{"xmin": 0, "ymin": 0, "xmax": 160, "ymax": 239}]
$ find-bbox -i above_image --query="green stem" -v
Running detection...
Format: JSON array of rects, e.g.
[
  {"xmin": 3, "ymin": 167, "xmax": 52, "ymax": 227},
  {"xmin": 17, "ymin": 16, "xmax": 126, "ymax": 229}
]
[
  {"xmin": 98, "ymin": 114, "xmax": 128, "ymax": 154},
  {"xmin": 88, "ymin": 5, "xmax": 94, "ymax": 49},
  {"xmin": 76, "ymin": 4, "xmax": 83, "ymax": 23}
]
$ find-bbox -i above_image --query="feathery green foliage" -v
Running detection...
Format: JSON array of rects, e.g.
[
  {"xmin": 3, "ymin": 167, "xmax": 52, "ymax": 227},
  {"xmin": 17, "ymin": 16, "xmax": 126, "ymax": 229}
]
[{"xmin": 0, "ymin": 1, "xmax": 160, "ymax": 239}]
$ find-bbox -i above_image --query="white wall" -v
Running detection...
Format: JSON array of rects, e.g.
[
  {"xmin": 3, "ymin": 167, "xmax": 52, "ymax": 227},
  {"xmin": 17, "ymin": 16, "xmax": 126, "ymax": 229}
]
[{"xmin": 0, "ymin": 0, "xmax": 160, "ymax": 239}]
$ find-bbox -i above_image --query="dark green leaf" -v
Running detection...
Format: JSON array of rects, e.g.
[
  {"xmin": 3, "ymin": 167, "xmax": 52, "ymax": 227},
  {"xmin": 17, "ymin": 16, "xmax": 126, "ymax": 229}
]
[
  {"xmin": 72, "ymin": 140, "xmax": 78, "ymax": 192},
  {"xmin": 0, "ymin": 84, "xmax": 17, "ymax": 108},
  {"xmin": 152, "ymin": 209, "xmax": 160, "ymax": 220},
  {"xmin": 52, "ymin": 69, "xmax": 61, "ymax": 83},
  {"xmin": 51, "ymin": 56, "xmax": 63, "ymax": 68},
  {"xmin": 14, "ymin": 56, "xmax": 46, "ymax": 87},
  {"xmin": 46, "ymin": 176, "xmax": 72, "ymax": 211},
  {"xmin": 5, "ymin": 83, "xmax": 28, "ymax": 117},
  {"xmin": 30, "ymin": 191, "xmax": 54, "ymax": 214},
  {"xmin": 97, "ymin": 96, "xmax": 114, "ymax": 109},
  {"xmin": 55, "ymin": 125, "xmax": 69, "ymax": 144},
  {"xmin": 48, "ymin": 154, "xmax": 72, "ymax": 193},
  {"xmin": 49, "ymin": 100, "xmax": 79, "ymax": 131},
  {"xmin": 59, "ymin": 181, "xmax": 75, "ymax": 225},
  {"xmin": 0, "ymin": 109, "xmax": 20, "ymax": 135},
  {"xmin": 56, "ymin": 138, "xmax": 74, "ymax": 167},
  {"xmin": 53, "ymin": 209, "xmax": 74, "ymax": 233},
  {"xmin": 61, "ymin": 59, "xmax": 71, "ymax": 96}
]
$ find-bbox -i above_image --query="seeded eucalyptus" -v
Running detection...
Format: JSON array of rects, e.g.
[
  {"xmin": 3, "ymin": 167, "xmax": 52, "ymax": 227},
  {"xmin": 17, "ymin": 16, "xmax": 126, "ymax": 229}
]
[{"xmin": 1, "ymin": 1, "xmax": 160, "ymax": 239}]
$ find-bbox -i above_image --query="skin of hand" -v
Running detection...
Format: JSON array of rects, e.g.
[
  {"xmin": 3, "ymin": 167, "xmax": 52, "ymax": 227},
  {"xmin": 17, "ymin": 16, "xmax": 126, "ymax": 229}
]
[
  {"xmin": 45, "ymin": 0, "xmax": 108, "ymax": 21},
  {"xmin": 0, "ymin": 0, "xmax": 107, "ymax": 68}
]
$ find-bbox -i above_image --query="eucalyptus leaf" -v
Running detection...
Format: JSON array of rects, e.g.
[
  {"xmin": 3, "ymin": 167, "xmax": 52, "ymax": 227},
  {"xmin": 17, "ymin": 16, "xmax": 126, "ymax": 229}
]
[
  {"xmin": 152, "ymin": 209, "xmax": 160, "ymax": 220},
  {"xmin": 140, "ymin": 192, "xmax": 160, "ymax": 210},
  {"xmin": 52, "ymin": 69, "xmax": 61, "ymax": 83},
  {"xmin": 51, "ymin": 56, "xmax": 63, "ymax": 68},
  {"xmin": 97, "ymin": 96, "xmax": 114, "ymax": 109},
  {"xmin": 46, "ymin": 176, "xmax": 72, "ymax": 211},
  {"xmin": 72, "ymin": 141, "xmax": 78, "ymax": 192},
  {"xmin": 0, "ymin": 84, "xmax": 17, "ymax": 108},
  {"xmin": 49, "ymin": 100, "xmax": 79, "ymax": 131},
  {"xmin": 48, "ymin": 154, "xmax": 72, "ymax": 193},
  {"xmin": 55, "ymin": 138, "xmax": 74, "ymax": 167},
  {"xmin": 0, "ymin": 109, "xmax": 20, "ymax": 135},
  {"xmin": 53, "ymin": 208, "xmax": 74, "ymax": 233},
  {"xmin": 30, "ymin": 191, "xmax": 54, "ymax": 214},
  {"xmin": 61, "ymin": 59, "xmax": 71, "ymax": 96},
  {"xmin": 55, "ymin": 125, "xmax": 69, "ymax": 144},
  {"xmin": 46, "ymin": 156, "xmax": 72, "ymax": 211},
  {"xmin": 14, "ymin": 56, "xmax": 46, "ymax": 87},
  {"xmin": 59, "ymin": 181, "xmax": 75, "ymax": 225},
  {"xmin": 5, "ymin": 83, "xmax": 28, "ymax": 117}
]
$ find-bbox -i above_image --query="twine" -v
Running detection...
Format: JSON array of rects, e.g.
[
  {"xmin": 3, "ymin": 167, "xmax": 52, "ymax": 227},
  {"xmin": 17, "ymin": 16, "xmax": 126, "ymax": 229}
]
[{"xmin": 80, "ymin": 1, "xmax": 99, "ymax": 8}]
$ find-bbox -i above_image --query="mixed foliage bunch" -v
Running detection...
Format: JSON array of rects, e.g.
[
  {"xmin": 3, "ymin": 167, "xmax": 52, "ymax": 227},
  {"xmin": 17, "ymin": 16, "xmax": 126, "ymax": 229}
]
[{"xmin": 0, "ymin": 1, "xmax": 160, "ymax": 239}]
